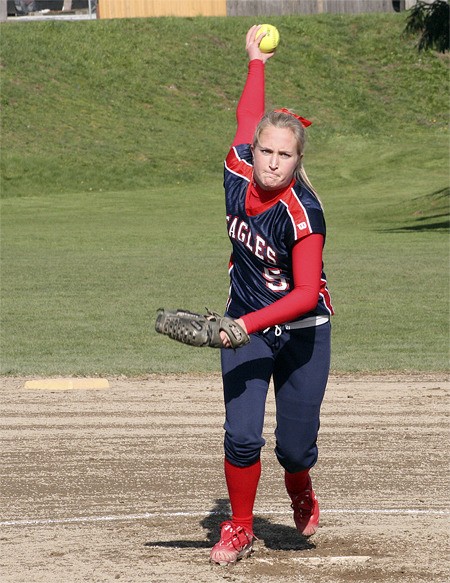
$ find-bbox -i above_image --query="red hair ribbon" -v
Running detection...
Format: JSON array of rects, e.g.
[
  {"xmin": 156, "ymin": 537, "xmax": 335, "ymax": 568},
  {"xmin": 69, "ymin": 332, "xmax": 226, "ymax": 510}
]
[{"xmin": 274, "ymin": 108, "xmax": 312, "ymax": 128}]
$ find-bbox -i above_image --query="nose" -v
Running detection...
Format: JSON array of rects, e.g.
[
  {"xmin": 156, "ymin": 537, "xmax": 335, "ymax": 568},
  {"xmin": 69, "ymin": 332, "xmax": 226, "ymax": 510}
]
[{"xmin": 269, "ymin": 153, "xmax": 279, "ymax": 169}]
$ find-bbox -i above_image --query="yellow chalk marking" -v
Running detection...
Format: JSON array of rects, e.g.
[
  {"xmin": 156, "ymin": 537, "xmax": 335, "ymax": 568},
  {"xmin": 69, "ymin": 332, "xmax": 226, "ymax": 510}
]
[{"xmin": 23, "ymin": 378, "xmax": 110, "ymax": 391}]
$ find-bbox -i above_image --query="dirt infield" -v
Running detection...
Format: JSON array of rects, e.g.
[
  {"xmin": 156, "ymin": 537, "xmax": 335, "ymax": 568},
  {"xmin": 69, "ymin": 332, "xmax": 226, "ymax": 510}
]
[{"xmin": 1, "ymin": 374, "xmax": 449, "ymax": 583}]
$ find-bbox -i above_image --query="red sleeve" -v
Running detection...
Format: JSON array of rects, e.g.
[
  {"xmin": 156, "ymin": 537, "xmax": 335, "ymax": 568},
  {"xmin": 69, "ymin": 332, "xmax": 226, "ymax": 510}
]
[
  {"xmin": 232, "ymin": 60, "xmax": 265, "ymax": 147},
  {"xmin": 241, "ymin": 234, "xmax": 324, "ymax": 334}
]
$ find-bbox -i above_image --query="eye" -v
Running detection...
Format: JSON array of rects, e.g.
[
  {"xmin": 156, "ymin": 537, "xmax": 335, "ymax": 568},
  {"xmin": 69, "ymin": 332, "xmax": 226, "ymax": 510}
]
[{"xmin": 280, "ymin": 153, "xmax": 292, "ymax": 159}]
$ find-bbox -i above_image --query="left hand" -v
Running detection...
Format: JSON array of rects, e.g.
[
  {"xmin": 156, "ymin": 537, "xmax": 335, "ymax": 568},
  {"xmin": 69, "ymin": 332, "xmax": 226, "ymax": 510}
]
[{"xmin": 220, "ymin": 318, "xmax": 248, "ymax": 348}]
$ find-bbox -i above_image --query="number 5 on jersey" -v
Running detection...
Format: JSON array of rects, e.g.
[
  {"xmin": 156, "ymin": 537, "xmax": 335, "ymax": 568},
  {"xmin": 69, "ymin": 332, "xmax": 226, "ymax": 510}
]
[{"xmin": 263, "ymin": 267, "xmax": 289, "ymax": 292}]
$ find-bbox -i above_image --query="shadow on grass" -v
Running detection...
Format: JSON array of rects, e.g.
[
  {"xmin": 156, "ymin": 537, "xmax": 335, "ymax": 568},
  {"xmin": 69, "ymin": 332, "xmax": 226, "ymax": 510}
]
[
  {"xmin": 379, "ymin": 187, "xmax": 449, "ymax": 233},
  {"xmin": 143, "ymin": 498, "xmax": 315, "ymax": 552}
]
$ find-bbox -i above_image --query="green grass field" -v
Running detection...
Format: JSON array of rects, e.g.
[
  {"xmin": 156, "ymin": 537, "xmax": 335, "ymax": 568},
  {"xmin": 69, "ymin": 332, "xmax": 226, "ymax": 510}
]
[{"xmin": 1, "ymin": 14, "xmax": 448, "ymax": 375}]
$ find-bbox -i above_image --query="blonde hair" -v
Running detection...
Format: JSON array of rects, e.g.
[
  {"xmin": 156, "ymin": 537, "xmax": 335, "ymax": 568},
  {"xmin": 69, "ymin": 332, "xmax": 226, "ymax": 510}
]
[{"xmin": 253, "ymin": 110, "xmax": 323, "ymax": 208}]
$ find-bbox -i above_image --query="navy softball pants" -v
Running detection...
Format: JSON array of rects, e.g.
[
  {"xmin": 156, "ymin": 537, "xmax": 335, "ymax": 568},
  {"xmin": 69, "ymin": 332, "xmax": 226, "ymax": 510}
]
[{"xmin": 220, "ymin": 322, "xmax": 331, "ymax": 474}]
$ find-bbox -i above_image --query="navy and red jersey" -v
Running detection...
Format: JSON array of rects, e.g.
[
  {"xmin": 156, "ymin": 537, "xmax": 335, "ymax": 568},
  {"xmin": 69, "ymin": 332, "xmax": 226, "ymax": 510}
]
[
  {"xmin": 222, "ymin": 58, "xmax": 333, "ymax": 334},
  {"xmin": 224, "ymin": 143, "xmax": 333, "ymax": 324}
]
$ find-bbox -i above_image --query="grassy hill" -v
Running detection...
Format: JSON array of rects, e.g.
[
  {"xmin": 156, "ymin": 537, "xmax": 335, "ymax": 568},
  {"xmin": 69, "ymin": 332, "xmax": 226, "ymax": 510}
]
[
  {"xmin": 1, "ymin": 14, "xmax": 448, "ymax": 197},
  {"xmin": 0, "ymin": 14, "xmax": 449, "ymax": 375}
]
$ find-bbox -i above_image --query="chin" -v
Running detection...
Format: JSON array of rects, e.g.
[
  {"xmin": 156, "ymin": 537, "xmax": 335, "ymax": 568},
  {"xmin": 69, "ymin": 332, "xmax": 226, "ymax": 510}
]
[
  {"xmin": 265, "ymin": 179, "xmax": 285, "ymax": 190},
  {"xmin": 261, "ymin": 177, "xmax": 279, "ymax": 188}
]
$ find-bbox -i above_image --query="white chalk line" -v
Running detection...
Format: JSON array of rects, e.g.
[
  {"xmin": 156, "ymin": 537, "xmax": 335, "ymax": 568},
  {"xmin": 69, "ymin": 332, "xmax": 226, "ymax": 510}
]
[{"xmin": 1, "ymin": 508, "xmax": 448, "ymax": 527}]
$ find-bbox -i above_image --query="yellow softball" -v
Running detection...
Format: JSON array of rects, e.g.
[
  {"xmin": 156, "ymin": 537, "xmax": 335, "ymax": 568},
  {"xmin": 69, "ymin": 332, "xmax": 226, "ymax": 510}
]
[{"xmin": 256, "ymin": 24, "xmax": 280, "ymax": 53}]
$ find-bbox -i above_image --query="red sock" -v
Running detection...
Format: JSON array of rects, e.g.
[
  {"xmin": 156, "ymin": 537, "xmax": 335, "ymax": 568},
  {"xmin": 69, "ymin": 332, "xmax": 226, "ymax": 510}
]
[
  {"xmin": 224, "ymin": 458, "xmax": 261, "ymax": 534},
  {"xmin": 284, "ymin": 468, "xmax": 311, "ymax": 498}
]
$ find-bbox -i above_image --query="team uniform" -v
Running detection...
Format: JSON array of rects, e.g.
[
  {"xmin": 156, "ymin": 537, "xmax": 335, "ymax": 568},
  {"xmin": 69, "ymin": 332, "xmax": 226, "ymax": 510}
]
[
  {"xmin": 210, "ymin": 53, "xmax": 334, "ymax": 566},
  {"xmin": 222, "ymin": 141, "xmax": 333, "ymax": 472},
  {"xmin": 225, "ymin": 143, "xmax": 333, "ymax": 322}
]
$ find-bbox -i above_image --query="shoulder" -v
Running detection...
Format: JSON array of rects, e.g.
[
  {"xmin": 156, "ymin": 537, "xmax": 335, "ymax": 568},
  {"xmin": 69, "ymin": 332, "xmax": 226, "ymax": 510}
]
[
  {"xmin": 225, "ymin": 144, "xmax": 253, "ymax": 182},
  {"xmin": 226, "ymin": 144, "xmax": 253, "ymax": 166},
  {"xmin": 293, "ymin": 182, "xmax": 323, "ymax": 212},
  {"xmin": 281, "ymin": 182, "xmax": 326, "ymax": 240}
]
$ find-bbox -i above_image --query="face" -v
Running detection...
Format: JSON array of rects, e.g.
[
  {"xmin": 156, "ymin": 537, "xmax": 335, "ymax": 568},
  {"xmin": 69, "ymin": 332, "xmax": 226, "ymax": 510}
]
[{"xmin": 252, "ymin": 126, "xmax": 301, "ymax": 191}]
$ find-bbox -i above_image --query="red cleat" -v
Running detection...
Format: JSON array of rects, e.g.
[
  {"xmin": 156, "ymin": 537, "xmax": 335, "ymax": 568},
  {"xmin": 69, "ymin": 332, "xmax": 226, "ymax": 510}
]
[
  {"xmin": 210, "ymin": 521, "xmax": 254, "ymax": 566},
  {"xmin": 290, "ymin": 482, "xmax": 320, "ymax": 536}
]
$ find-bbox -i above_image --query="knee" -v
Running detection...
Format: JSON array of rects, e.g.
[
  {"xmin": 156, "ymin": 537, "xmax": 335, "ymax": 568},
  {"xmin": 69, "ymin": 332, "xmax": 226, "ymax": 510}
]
[
  {"xmin": 224, "ymin": 432, "xmax": 265, "ymax": 467},
  {"xmin": 275, "ymin": 442, "xmax": 318, "ymax": 474}
]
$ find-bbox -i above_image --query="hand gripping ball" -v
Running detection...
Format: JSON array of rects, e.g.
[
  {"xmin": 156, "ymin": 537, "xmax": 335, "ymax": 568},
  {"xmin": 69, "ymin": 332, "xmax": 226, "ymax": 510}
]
[{"xmin": 257, "ymin": 24, "xmax": 280, "ymax": 54}]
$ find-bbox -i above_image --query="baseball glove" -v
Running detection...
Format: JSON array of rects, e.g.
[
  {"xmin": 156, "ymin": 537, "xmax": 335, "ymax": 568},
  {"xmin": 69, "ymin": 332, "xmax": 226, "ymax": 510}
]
[{"xmin": 155, "ymin": 308, "xmax": 250, "ymax": 349}]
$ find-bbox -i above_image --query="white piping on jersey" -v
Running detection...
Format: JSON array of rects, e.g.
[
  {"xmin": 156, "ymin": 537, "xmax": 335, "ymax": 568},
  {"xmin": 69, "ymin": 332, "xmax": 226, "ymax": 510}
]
[
  {"xmin": 319, "ymin": 277, "xmax": 334, "ymax": 315},
  {"xmin": 319, "ymin": 292, "xmax": 334, "ymax": 316},
  {"xmin": 290, "ymin": 188, "xmax": 313, "ymax": 232},
  {"xmin": 224, "ymin": 147, "xmax": 252, "ymax": 181},
  {"xmin": 224, "ymin": 164, "xmax": 251, "ymax": 182},
  {"xmin": 279, "ymin": 189, "xmax": 312, "ymax": 240},
  {"xmin": 231, "ymin": 145, "xmax": 253, "ymax": 167}
]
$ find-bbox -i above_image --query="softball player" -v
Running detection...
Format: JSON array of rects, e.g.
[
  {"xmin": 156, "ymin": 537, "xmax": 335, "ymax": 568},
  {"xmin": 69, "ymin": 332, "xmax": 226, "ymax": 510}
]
[{"xmin": 210, "ymin": 26, "xmax": 334, "ymax": 566}]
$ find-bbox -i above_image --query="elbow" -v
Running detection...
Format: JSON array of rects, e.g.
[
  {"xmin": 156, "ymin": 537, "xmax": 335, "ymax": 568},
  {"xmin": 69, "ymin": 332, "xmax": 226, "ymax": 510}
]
[
  {"xmin": 303, "ymin": 297, "xmax": 320, "ymax": 314},
  {"xmin": 293, "ymin": 285, "xmax": 321, "ymax": 316}
]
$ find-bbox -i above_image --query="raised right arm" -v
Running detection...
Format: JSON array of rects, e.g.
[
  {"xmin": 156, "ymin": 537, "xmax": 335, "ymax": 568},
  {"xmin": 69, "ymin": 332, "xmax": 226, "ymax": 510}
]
[{"xmin": 231, "ymin": 25, "xmax": 276, "ymax": 147}]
